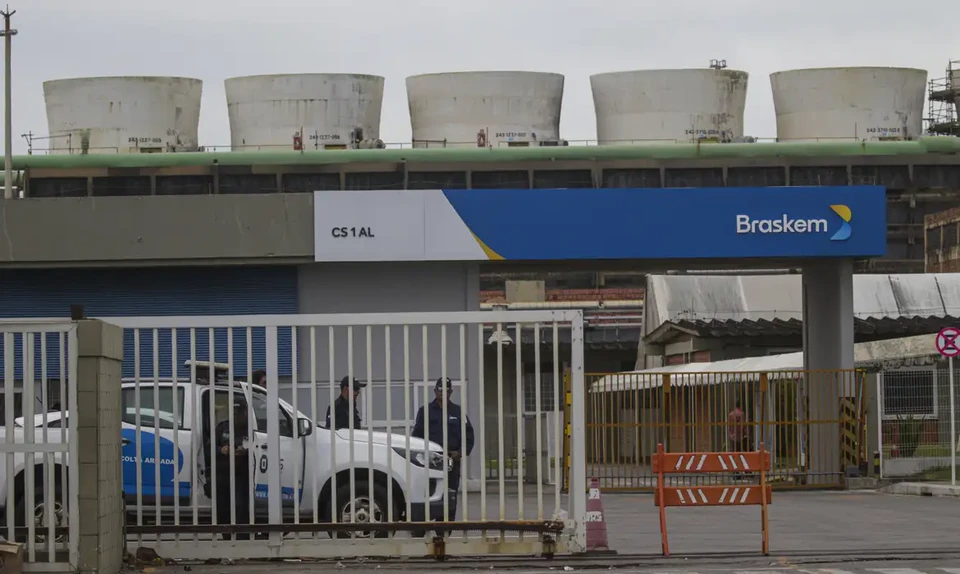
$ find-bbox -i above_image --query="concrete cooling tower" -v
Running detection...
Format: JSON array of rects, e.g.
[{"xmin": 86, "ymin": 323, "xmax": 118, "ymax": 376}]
[
  {"xmin": 590, "ymin": 68, "xmax": 749, "ymax": 144},
  {"xmin": 770, "ymin": 67, "xmax": 927, "ymax": 141},
  {"xmin": 406, "ymin": 71, "xmax": 565, "ymax": 148},
  {"xmin": 42, "ymin": 76, "xmax": 203, "ymax": 154},
  {"xmin": 224, "ymin": 74, "xmax": 386, "ymax": 151}
]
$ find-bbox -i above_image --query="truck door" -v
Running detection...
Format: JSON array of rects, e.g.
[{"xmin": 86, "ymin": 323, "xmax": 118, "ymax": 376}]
[
  {"xmin": 120, "ymin": 384, "xmax": 191, "ymax": 510},
  {"xmin": 198, "ymin": 387, "xmax": 256, "ymax": 521},
  {"xmin": 250, "ymin": 390, "xmax": 306, "ymax": 516}
]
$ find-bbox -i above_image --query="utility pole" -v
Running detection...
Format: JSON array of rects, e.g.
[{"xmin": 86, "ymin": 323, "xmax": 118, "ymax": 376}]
[{"xmin": 0, "ymin": 6, "xmax": 16, "ymax": 200}]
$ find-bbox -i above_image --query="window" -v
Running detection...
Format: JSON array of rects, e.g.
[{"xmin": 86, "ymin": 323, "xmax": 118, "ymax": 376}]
[
  {"xmin": 882, "ymin": 369, "xmax": 936, "ymax": 419},
  {"xmin": 121, "ymin": 386, "xmax": 186, "ymax": 430},
  {"xmin": 250, "ymin": 391, "xmax": 294, "ymax": 438}
]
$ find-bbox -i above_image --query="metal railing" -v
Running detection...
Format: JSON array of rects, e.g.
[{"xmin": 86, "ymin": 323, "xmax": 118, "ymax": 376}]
[
  {"xmin": 87, "ymin": 311, "xmax": 586, "ymax": 561},
  {"xmin": 580, "ymin": 370, "xmax": 866, "ymax": 491},
  {"xmin": 0, "ymin": 322, "xmax": 79, "ymax": 571},
  {"xmin": 877, "ymin": 366, "xmax": 959, "ymax": 483}
]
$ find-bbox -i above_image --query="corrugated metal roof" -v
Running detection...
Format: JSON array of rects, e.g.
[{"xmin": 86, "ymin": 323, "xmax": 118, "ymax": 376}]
[
  {"xmin": 12, "ymin": 137, "xmax": 960, "ymax": 170},
  {"xmin": 646, "ymin": 273, "xmax": 960, "ymax": 329},
  {"xmin": 645, "ymin": 316, "xmax": 958, "ymax": 345},
  {"xmin": 594, "ymin": 332, "xmax": 942, "ymax": 392}
]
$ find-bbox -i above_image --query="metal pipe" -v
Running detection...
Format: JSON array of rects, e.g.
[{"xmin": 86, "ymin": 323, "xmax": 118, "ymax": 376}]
[
  {"xmin": 481, "ymin": 300, "xmax": 643, "ymax": 310},
  {"xmin": 1, "ymin": 6, "xmax": 16, "ymax": 200},
  {"xmin": 665, "ymin": 268, "xmax": 801, "ymax": 276}
]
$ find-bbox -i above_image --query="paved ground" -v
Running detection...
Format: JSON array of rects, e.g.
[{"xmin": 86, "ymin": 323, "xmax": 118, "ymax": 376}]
[
  {"xmin": 600, "ymin": 490, "xmax": 960, "ymax": 555},
  {"xmin": 126, "ymin": 488, "xmax": 960, "ymax": 570},
  {"xmin": 146, "ymin": 557, "xmax": 960, "ymax": 573}
]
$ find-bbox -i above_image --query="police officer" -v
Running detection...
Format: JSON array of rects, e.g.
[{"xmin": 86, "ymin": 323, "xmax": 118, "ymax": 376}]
[
  {"xmin": 215, "ymin": 399, "xmax": 252, "ymax": 540},
  {"xmin": 412, "ymin": 377, "xmax": 475, "ymax": 523},
  {"xmin": 325, "ymin": 376, "xmax": 366, "ymax": 430}
]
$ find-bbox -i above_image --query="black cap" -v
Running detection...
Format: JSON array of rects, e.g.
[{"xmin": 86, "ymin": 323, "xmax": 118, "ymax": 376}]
[
  {"xmin": 340, "ymin": 376, "xmax": 366, "ymax": 390},
  {"xmin": 435, "ymin": 377, "xmax": 453, "ymax": 393}
]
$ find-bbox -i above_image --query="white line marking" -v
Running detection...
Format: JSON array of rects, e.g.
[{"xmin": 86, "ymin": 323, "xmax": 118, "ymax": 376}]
[
  {"xmin": 697, "ymin": 489, "xmax": 708, "ymax": 503},
  {"xmin": 696, "ymin": 454, "xmax": 707, "ymax": 471},
  {"xmin": 685, "ymin": 456, "xmax": 696, "ymax": 471},
  {"xmin": 676, "ymin": 489, "xmax": 686, "ymax": 504},
  {"xmin": 938, "ymin": 569, "xmax": 960, "ymax": 574},
  {"xmin": 739, "ymin": 453, "xmax": 749, "ymax": 468},
  {"xmin": 739, "ymin": 487, "xmax": 750, "ymax": 503},
  {"xmin": 865, "ymin": 568, "xmax": 930, "ymax": 574},
  {"xmin": 729, "ymin": 455, "xmax": 739, "ymax": 469},
  {"xmin": 730, "ymin": 487, "xmax": 740, "ymax": 502},
  {"xmin": 674, "ymin": 456, "xmax": 683, "ymax": 471},
  {"xmin": 718, "ymin": 455, "xmax": 729, "ymax": 470},
  {"xmin": 686, "ymin": 488, "xmax": 697, "ymax": 504},
  {"xmin": 719, "ymin": 487, "xmax": 729, "ymax": 503}
]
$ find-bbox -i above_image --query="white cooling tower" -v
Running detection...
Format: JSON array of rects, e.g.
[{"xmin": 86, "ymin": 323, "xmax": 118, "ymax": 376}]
[
  {"xmin": 770, "ymin": 67, "xmax": 928, "ymax": 141},
  {"xmin": 590, "ymin": 69, "xmax": 749, "ymax": 144},
  {"xmin": 224, "ymin": 74, "xmax": 385, "ymax": 151},
  {"xmin": 42, "ymin": 76, "xmax": 203, "ymax": 154},
  {"xmin": 405, "ymin": 71, "xmax": 564, "ymax": 148}
]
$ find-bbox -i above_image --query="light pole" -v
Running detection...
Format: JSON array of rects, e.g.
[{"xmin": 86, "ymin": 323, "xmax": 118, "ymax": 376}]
[{"xmin": 0, "ymin": 6, "xmax": 16, "ymax": 200}]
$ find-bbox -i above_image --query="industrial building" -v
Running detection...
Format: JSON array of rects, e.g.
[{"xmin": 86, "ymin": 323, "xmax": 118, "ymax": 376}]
[
  {"xmin": 4, "ymin": 63, "xmax": 960, "ymax": 437},
  {"xmin": 406, "ymin": 71, "xmax": 565, "ymax": 148},
  {"xmin": 224, "ymin": 73, "xmax": 386, "ymax": 151}
]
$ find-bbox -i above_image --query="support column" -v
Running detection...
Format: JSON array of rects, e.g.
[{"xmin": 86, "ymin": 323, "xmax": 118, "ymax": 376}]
[
  {"xmin": 801, "ymin": 259, "xmax": 855, "ymax": 485},
  {"xmin": 77, "ymin": 319, "xmax": 124, "ymax": 574}
]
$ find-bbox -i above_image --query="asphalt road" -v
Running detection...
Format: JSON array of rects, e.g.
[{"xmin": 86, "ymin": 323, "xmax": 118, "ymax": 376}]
[
  {"xmin": 154, "ymin": 557, "xmax": 960, "ymax": 573},
  {"xmin": 129, "ymin": 489, "xmax": 960, "ymax": 571}
]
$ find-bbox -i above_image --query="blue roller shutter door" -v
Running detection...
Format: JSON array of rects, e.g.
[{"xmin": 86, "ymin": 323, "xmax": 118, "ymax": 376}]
[{"xmin": 0, "ymin": 266, "xmax": 298, "ymax": 379}]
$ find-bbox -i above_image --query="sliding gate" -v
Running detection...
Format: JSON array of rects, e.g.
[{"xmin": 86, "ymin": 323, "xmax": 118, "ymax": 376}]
[{"xmin": 103, "ymin": 310, "xmax": 587, "ymax": 561}]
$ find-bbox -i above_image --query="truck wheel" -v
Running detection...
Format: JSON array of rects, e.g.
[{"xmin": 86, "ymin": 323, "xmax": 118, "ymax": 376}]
[
  {"xmin": 330, "ymin": 479, "xmax": 390, "ymax": 539},
  {"xmin": 15, "ymin": 482, "xmax": 65, "ymax": 545}
]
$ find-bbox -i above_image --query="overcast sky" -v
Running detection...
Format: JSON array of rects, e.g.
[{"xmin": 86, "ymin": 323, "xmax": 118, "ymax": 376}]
[{"xmin": 4, "ymin": 0, "xmax": 959, "ymax": 153}]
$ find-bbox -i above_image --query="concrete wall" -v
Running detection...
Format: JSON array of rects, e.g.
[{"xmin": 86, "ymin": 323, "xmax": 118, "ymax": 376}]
[{"xmin": 0, "ymin": 195, "xmax": 314, "ymax": 265}]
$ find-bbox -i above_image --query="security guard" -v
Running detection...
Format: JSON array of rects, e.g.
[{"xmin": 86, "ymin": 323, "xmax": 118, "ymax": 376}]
[
  {"xmin": 215, "ymin": 399, "xmax": 252, "ymax": 540},
  {"xmin": 412, "ymin": 377, "xmax": 475, "ymax": 522},
  {"xmin": 325, "ymin": 376, "xmax": 366, "ymax": 430}
]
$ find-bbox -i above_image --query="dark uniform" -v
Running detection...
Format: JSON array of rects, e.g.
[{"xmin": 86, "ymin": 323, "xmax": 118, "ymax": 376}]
[
  {"xmin": 412, "ymin": 377, "xmax": 475, "ymax": 522},
  {"xmin": 325, "ymin": 376, "xmax": 367, "ymax": 430},
  {"xmin": 214, "ymin": 403, "xmax": 252, "ymax": 540}
]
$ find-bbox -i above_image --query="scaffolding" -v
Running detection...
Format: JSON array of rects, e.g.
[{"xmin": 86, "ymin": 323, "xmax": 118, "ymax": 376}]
[{"xmin": 926, "ymin": 60, "xmax": 960, "ymax": 136}]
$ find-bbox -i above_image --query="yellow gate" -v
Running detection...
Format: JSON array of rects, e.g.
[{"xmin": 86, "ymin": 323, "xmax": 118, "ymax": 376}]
[{"xmin": 566, "ymin": 369, "xmax": 866, "ymax": 491}]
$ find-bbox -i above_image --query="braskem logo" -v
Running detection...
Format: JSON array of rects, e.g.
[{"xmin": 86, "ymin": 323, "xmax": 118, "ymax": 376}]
[
  {"xmin": 735, "ymin": 204, "xmax": 852, "ymax": 242},
  {"xmin": 828, "ymin": 204, "xmax": 852, "ymax": 241}
]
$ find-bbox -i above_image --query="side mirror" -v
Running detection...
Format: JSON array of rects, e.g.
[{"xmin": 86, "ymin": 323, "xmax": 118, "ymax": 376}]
[{"xmin": 298, "ymin": 417, "xmax": 313, "ymax": 438}]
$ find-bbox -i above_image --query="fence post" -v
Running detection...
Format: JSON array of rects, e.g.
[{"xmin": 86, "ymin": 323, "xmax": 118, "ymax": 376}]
[{"xmin": 76, "ymin": 319, "xmax": 124, "ymax": 574}]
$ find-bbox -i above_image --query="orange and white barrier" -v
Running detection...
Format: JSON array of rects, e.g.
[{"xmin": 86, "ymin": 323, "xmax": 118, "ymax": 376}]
[{"xmin": 653, "ymin": 443, "xmax": 772, "ymax": 556}]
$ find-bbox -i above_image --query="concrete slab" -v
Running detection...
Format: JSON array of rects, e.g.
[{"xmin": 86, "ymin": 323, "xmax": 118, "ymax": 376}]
[{"xmin": 880, "ymin": 482, "xmax": 960, "ymax": 498}]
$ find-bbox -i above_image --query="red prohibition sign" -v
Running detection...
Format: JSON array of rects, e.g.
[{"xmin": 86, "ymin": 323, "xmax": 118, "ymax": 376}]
[{"xmin": 935, "ymin": 327, "xmax": 960, "ymax": 358}]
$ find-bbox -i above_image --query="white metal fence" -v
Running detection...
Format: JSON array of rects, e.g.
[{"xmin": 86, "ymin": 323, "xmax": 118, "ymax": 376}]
[
  {"xmin": 97, "ymin": 311, "xmax": 586, "ymax": 561},
  {"xmin": 877, "ymin": 365, "xmax": 959, "ymax": 484},
  {"xmin": 0, "ymin": 321, "xmax": 79, "ymax": 572}
]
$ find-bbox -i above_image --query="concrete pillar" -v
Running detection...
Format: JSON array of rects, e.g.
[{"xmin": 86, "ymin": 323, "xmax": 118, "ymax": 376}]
[
  {"xmin": 76, "ymin": 320, "xmax": 124, "ymax": 574},
  {"xmin": 801, "ymin": 259, "xmax": 855, "ymax": 484}
]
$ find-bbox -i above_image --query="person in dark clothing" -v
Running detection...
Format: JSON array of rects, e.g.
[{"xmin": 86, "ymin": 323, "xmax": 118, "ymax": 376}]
[
  {"xmin": 325, "ymin": 376, "xmax": 366, "ymax": 430},
  {"xmin": 215, "ymin": 400, "xmax": 252, "ymax": 540},
  {"xmin": 252, "ymin": 369, "xmax": 267, "ymax": 386},
  {"xmin": 412, "ymin": 377, "xmax": 475, "ymax": 524}
]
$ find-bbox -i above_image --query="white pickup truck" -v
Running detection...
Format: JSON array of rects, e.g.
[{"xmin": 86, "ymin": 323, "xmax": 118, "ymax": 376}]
[{"xmin": 0, "ymin": 363, "xmax": 449, "ymax": 539}]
